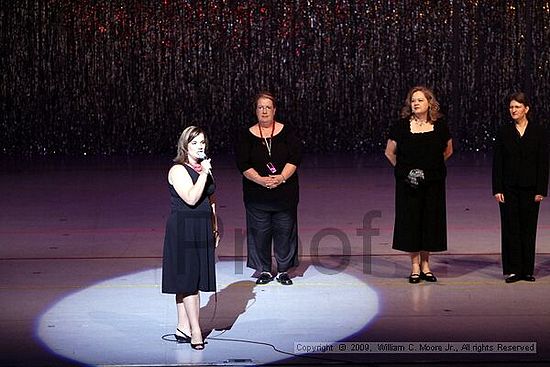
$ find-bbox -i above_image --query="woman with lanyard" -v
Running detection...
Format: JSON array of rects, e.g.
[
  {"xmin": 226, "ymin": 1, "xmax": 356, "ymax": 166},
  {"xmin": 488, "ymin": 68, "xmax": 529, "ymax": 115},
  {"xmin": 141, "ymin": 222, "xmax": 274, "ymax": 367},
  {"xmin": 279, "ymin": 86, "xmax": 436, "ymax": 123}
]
[{"xmin": 236, "ymin": 91, "xmax": 303, "ymax": 285}]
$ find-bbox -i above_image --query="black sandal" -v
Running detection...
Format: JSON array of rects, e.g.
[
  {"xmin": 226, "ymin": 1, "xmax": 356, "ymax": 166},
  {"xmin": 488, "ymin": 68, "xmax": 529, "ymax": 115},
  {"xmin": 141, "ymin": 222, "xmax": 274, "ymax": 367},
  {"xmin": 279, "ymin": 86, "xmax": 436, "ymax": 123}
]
[
  {"xmin": 175, "ymin": 328, "xmax": 191, "ymax": 343},
  {"xmin": 191, "ymin": 341, "xmax": 206, "ymax": 350},
  {"xmin": 420, "ymin": 271, "xmax": 437, "ymax": 282},
  {"xmin": 408, "ymin": 273, "xmax": 421, "ymax": 284}
]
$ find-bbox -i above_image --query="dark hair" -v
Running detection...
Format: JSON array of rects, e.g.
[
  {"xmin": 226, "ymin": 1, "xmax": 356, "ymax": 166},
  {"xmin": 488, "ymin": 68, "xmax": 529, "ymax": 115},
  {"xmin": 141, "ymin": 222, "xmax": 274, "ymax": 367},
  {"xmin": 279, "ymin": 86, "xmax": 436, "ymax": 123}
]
[
  {"xmin": 508, "ymin": 91, "xmax": 530, "ymax": 108},
  {"xmin": 254, "ymin": 91, "xmax": 277, "ymax": 110},
  {"xmin": 173, "ymin": 126, "xmax": 208, "ymax": 164},
  {"xmin": 400, "ymin": 85, "xmax": 443, "ymax": 122}
]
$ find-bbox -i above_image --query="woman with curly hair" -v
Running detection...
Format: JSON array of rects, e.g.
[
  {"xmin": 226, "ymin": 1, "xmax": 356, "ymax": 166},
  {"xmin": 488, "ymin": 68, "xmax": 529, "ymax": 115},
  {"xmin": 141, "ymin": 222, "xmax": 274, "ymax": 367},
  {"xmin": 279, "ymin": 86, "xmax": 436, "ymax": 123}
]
[{"xmin": 385, "ymin": 86, "xmax": 453, "ymax": 283}]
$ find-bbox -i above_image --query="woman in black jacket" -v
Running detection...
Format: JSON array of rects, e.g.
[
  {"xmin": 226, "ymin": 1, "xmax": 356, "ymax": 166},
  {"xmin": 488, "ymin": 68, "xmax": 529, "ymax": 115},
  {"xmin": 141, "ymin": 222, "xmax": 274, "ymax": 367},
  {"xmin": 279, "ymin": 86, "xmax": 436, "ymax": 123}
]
[{"xmin": 492, "ymin": 92, "xmax": 549, "ymax": 283}]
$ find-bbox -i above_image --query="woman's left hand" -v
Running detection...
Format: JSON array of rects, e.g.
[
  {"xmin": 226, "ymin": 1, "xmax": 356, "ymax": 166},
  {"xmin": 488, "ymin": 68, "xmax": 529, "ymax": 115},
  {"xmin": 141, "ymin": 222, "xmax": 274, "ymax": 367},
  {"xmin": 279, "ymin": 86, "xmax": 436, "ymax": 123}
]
[
  {"xmin": 535, "ymin": 195, "xmax": 544, "ymax": 203},
  {"xmin": 200, "ymin": 158, "xmax": 212, "ymax": 175},
  {"xmin": 267, "ymin": 174, "xmax": 285, "ymax": 189},
  {"xmin": 213, "ymin": 230, "xmax": 221, "ymax": 247}
]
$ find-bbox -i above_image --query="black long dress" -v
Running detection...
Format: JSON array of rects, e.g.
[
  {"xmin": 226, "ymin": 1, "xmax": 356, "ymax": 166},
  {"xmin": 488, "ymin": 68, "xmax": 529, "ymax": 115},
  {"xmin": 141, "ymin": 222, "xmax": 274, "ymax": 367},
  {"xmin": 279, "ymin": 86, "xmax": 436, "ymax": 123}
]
[
  {"xmin": 389, "ymin": 118, "xmax": 451, "ymax": 252},
  {"xmin": 162, "ymin": 164, "xmax": 216, "ymax": 294}
]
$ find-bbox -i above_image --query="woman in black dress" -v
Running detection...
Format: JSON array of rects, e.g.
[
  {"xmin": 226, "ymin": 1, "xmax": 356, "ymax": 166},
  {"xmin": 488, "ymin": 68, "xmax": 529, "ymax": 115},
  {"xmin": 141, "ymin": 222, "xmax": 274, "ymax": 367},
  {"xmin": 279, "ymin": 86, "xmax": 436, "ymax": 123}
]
[
  {"xmin": 385, "ymin": 86, "xmax": 453, "ymax": 283},
  {"xmin": 236, "ymin": 91, "xmax": 302, "ymax": 286},
  {"xmin": 162, "ymin": 126, "xmax": 219, "ymax": 350},
  {"xmin": 492, "ymin": 92, "xmax": 548, "ymax": 283}
]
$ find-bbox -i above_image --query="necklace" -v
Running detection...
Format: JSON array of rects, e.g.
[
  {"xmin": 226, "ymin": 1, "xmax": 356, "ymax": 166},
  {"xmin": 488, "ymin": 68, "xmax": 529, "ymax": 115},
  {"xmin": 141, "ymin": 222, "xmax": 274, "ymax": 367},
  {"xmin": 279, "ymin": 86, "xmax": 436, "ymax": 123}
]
[
  {"xmin": 186, "ymin": 161, "xmax": 203, "ymax": 173},
  {"xmin": 258, "ymin": 122, "xmax": 275, "ymax": 157},
  {"xmin": 515, "ymin": 120, "xmax": 528, "ymax": 136},
  {"xmin": 412, "ymin": 116, "xmax": 428, "ymax": 126}
]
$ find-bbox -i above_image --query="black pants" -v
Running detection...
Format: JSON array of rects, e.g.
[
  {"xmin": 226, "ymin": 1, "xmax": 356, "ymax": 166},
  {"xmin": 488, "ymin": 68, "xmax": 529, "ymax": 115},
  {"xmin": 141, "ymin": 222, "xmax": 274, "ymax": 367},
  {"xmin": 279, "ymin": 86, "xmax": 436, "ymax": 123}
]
[
  {"xmin": 499, "ymin": 187, "xmax": 540, "ymax": 275},
  {"xmin": 245, "ymin": 203, "xmax": 299, "ymax": 273}
]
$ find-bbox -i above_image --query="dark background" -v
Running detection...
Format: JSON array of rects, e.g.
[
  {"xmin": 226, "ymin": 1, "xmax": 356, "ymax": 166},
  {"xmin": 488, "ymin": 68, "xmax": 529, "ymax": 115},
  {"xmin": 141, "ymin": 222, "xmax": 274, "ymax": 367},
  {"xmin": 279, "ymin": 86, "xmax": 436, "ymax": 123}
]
[{"xmin": 1, "ymin": 0, "xmax": 549, "ymax": 156}]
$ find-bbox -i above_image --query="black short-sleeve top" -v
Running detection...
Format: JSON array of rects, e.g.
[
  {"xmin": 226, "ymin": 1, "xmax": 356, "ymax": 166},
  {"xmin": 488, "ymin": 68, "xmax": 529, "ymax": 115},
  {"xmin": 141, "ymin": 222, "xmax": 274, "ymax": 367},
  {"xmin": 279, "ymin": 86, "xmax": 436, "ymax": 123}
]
[
  {"xmin": 236, "ymin": 124, "xmax": 302, "ymax": 208},
  {"xmin": 389, "ymin": 118, "xmax": 451, "ymax": 181}
]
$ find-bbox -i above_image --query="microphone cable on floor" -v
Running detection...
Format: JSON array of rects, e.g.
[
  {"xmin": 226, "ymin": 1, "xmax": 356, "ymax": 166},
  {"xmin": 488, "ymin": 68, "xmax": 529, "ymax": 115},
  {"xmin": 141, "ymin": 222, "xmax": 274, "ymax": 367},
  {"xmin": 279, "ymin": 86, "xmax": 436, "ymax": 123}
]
[{"xmin": 162, "ymin": 330, "xmax": 366, "ymax": 365}]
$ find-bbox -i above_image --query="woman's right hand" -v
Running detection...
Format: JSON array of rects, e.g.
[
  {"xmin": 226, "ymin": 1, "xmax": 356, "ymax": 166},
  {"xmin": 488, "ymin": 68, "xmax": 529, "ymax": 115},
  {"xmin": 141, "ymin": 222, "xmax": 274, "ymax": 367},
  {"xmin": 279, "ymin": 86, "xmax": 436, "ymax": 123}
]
[
  {"xmin": 494, "ymin": 193, "xmax": 505, "ymax": 203},
  {"xmin": 259, "ymin": 176, "xmax": 277, "ymax": 189}
]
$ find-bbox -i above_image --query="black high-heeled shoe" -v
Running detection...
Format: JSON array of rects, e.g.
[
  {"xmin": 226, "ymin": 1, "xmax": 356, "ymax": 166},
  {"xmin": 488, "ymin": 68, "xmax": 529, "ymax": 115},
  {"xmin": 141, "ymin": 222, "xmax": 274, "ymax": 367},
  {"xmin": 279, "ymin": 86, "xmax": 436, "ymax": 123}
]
[
  {"xmin": 190, "ymin": 336, "xmax": 207, "ymax": 350},
  {"xmin": 175, "ymin": 328, "xmax": 191, "ymax": 343},
  {"xmin": 191, "ymin": 341, "xmax": 205, "ymax": 350}
]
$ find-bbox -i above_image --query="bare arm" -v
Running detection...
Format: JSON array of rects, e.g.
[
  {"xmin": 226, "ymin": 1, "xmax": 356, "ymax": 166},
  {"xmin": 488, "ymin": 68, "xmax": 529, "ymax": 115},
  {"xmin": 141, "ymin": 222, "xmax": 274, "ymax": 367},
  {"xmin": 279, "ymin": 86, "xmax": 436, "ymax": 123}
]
[
  {"xmin": 209, "ymin": 194, "xmax": 218, "ymax": 230},
  {"xmin": 444, "ymin": 139, "xmax": 453, "ymax": 161},
  {"xmin": 169, "ymin": 164, "xmax": 209, "ymax": 206},
  {"xmin": 243, "ymin": 168, "xmax": 271, "ymax": 187},
  {"xmin": 244, "ymin": 162, "xmax": 298, "ymax": 189},
  {"xmin": 209, "ymin": 195, "xmax": 220, "ymax": 246},
  {"xmin": 385, "ymin": 139, "xmax": 397, "ymax": 167}
]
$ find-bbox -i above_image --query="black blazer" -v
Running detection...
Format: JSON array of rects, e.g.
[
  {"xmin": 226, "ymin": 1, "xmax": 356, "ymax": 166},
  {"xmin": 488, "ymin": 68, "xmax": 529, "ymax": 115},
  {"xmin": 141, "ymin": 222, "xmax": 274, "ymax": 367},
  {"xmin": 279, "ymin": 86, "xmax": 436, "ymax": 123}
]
[{"xmin": 492, "ymin": 121, "xmax": 549, "ymax": 196}]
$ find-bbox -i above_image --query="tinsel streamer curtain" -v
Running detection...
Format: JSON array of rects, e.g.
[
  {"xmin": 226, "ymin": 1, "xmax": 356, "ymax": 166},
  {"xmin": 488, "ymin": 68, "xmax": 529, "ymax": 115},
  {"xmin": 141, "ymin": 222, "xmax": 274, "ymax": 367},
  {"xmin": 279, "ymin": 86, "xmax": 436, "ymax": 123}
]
[{"xmin": 1, "ymin": 0, "xmax": 548, "ymax": 156}]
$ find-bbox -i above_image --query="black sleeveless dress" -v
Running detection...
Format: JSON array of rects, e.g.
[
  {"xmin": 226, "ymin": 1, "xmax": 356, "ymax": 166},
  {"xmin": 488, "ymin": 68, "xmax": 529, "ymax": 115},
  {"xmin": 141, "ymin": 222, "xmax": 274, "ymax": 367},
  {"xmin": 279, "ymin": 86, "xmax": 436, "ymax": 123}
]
[{"xmin": 161, "ymin": 164, "xmax": 216, "ymax": 294}]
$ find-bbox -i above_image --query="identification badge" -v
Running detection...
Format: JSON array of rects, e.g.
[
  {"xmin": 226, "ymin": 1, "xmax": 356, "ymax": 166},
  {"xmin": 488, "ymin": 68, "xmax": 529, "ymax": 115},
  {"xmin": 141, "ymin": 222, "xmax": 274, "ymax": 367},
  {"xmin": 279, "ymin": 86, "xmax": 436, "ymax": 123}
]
[{"xmin": 266, "ymin": 162, "xmax": 277, "ymax": 174}]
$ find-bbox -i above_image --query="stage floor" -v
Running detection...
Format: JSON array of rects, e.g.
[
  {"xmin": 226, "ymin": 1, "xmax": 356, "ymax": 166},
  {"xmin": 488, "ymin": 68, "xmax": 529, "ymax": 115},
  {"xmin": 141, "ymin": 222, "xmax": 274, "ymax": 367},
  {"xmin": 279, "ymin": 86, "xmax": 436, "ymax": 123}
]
[{"xmin": 1, "ymin": 153, "xmax": 549, "ymax": 367}]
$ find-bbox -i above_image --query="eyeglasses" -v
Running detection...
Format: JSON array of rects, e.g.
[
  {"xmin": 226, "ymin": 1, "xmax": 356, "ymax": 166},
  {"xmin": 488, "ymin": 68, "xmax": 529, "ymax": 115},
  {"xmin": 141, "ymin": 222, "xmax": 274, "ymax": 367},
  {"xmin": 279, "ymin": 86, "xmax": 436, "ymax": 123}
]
[{"xmin": 257, "ymin": 106, "xmax": 273, "ymax": 111}]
